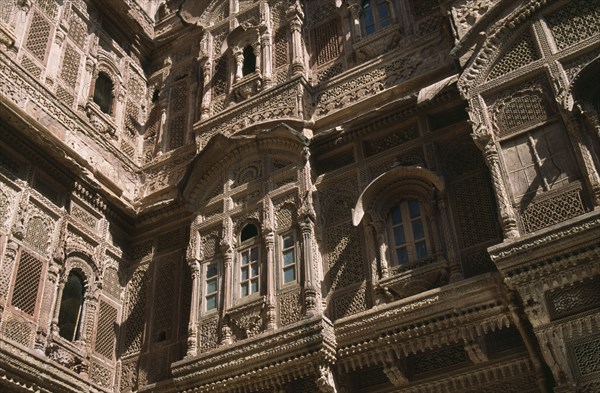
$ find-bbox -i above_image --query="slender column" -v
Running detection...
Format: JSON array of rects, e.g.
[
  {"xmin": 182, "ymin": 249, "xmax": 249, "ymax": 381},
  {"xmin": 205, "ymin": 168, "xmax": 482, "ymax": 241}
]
[
  {"xmin": 199, "ymin": 58, "xmax": 212, "ymax": 120},
  {"xmin": 437, "ymin": 196, "xmax": 462, "ymax": 281},
  {"xmin": 233, "ymin": 46, "xmax": 244, "ymax": 81},
  {"xmin": 471, "ymin": 121, "xmax": 519, "ymax": 238},
  {"xmin": 45, "ymin": 27, "xmax": 66, "ymax": 86},
  {"xmin": 219, "ymin": 239, "xmax": 233, "ymax": 345},
  {"xmin": 371, "ymin": 220, "xmax": 389, "ymax": 278},
  {"xmin": 252, "ymin": 41, "xmax": 262, "ymax": 74},
  {"xmin": 50, "ymin": 275, "xmax": 67, "ymax": 337},
  {"xmin": 263, "ymin": 230, "xmax": 276, "ymax": 329},
  {"xmin": 261, "ymin": 31, "xmax": 272, "ymax": 87},
  {"xmin": 286, "ymin": 0, "xmax": 305, "ymax": 75},
  {"xmin": 346, "ymin": 0, "xmax": 362, "ymax": 41},
  {"xmin": 186, "ymin": 259, "xmax": 200, "ymax": 357}
]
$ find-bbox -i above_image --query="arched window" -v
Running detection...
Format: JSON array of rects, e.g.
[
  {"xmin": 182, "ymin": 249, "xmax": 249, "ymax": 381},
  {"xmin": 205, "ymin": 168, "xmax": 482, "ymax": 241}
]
[
  {"xmin": 239, "ymin": 223, "xmax": 260, "ymax": 298},
  {"xmin": 57, "ymin": 271, "xmax": 85, "ymax": 341},
  {"xmin": 242, "ymin": 44, "xmax": 256, "ymax": 76},
  {"xmin": 361, "ymin": 0, "xmax": 392, "ymax": 36},
  {"xmin": 93, "ymin": 72, "xmax": 114, "ymax": 114},
  {"xmin": 387, "ymin": 199, "xmax": 430, "ymax": 265}
]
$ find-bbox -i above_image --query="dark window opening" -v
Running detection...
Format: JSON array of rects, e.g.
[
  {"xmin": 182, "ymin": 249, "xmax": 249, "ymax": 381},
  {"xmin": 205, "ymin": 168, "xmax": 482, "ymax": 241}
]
[
  {"xmin": 157, "ymin": 331, "xmax": 167, "ymax": 342},
  {"xmin": 152, "ymin": 89, "xmax": 160, "ymax": 103},
  {"xmin": 242, "ymin": 45, "xmax": 256, "ymax": 76},
  {"xmin": 241, "ymin": 223, "xmax": 258, "ymax": 242},
  {"xmin": 361, "ymin": 0, "xmax": 392, "ymax": 36},
  {"xmin": 93, "ymin": 72, "xmax": 114, "ymax": 114},
  {"xmin": 57, "ymin": 271, "xmax": 85, "ymax": 341}
]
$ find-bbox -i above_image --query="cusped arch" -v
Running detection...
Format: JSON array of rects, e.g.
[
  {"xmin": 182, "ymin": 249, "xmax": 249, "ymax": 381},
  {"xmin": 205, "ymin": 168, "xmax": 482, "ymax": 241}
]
[
  {"xmin": 64, "ymin": 251, "xmax": 99, "ymax": 282},
  {"xmin": 353, "ymin": 166, "xmax": 445, "ymax": 226}
]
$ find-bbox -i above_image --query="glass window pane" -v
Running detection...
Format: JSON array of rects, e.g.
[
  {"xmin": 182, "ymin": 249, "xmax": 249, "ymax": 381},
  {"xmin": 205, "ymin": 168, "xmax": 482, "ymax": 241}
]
[
  {"xmin": 283, "ymin": 250, "xmax": 295, "ymax": 266},
  {"xmin": 207, "ymin": 265, "xmax": 217, "ymax": 278},
  {"xmin": 394, "ymin": 226, "xmax": 406, "ymax": 245},
  {"xmin": 251, "ymin": 279, "xmax": 259, "ymax": 294},
  {"xmin": 283, "ymin": 235, "xmax": 294, "ymax": 249},
  {"xmin": 241, "ymin": 251, "xmax": 249, "ymax": 265},
  {"xmin": 241, "ymin": 283, "xmax": 249, "ymax": 297},
  {"xmin": 416, "ymin": 241, "xmax": 428, "ymax": 259},
  {"xmin": 241, "ymin": 266, "xmax": 249, "ymax": 280},
  {"xmin": 251, "ymin": 263, "xmax": 259, "ymax": 277},
  {"xmin": 377, "ymin": 1, "xmax": 390, "ymax": 27},
  {"xmin": 412, "ymin": 219, "xmax": 425, "ymax": 240},
  {"xmin": 284, "ymin": 267, "xmax": 296, "ymax": 283},
  {"xmin": 251, "ymin": 247, "xmax": 258, "ymax": 261},
  {"xmin": 206, "ymin": 295, "xmax": 217, "ymax": 310},
  {"xmin": 396, "ymin": 247, "xmax": 408, "ymax": 264},
  {"xmin": 391, "ymin": 205, "xmax": 402, "ymax": 224},
  {"xmin": 408, "ymin": 200, "xmax": 421, "ymax": 218},
  {"xmin": 207, "ymin": 279, "xmax": 217, "ymax": 293}
]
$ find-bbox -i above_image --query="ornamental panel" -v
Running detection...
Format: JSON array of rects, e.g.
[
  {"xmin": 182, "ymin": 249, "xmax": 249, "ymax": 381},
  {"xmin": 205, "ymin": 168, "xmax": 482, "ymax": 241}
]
[
  {"xmin": 95, "ymin": 300, "xmax": 118, "ymax": 359},
  {"xmin": 488, "ymin": 31, "xmax": 540, "ymax": 81},
  {"xmin": 545, "ymin": 0, "xmax": 600, "ymax": 51},
  {"xmin": 10, "ymin": 251, "xmax": 43, "ymax": 316},
  {"xmin": 546, "ymin": 276, "xmax": 600, "ymax": 320},
  {"xmin": 25, "ymin": 12, "xmax": 51, "ymax": 61}
]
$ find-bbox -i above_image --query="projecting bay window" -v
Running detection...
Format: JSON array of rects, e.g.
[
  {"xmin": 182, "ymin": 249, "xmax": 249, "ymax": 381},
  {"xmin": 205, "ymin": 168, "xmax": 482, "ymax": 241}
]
[
  {"xmin": 281, "ymin": 233, "xmax": 297, "ymax": 285},
  {"xmin": 388, "ymin": 199, "xmax": 430, "ymax": 265}
]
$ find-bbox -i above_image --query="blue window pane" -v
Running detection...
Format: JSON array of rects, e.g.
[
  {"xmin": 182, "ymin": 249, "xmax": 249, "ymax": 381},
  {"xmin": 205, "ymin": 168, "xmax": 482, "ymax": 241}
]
[
  {"xmin": 394, "ymin": 226, "xmax": 406, "ymax": 245},
  {"xmin": 283, "ymin": 267, "xmax": 296, "ymax": 283},
  {"xmin": 251, "ymin": 247, "xmax": 258, "ymax": 261},
  {"xmin": 283, "ymin": 250, "xmax": 295, "ymax": 266},
  {"xmin": 396, "ymin": 247, "xmax": 408, "ymax": 264},
  {"xmin": 283, "ymin": 236, "xmax": 294, "ymax": 249},
  {"xmin": 251, "ymin": 263, "xmax": 259, "ymax": 277},
  {"xmin": 207, "ymin": 279, "xmax": 217, "ymax": 293},
  {"xmin": 412, "ymin": 219, "xmax": 425, "ymax": 240},
  {"xmin": 241, "ymin": 252, "xmax": 249, "ymax": 265},
  {"xmin": 241, "ymin": 266, "xmax": 249, "ymax": 280},
  {"xmin": 251, "ymin": 279, "xmax": 259, "ymax": 294},
  {"xmin": 207, "ymin": 265, "xmax": 217, "ymax": 278},
  {"xmin": 206, "ymin": 295, "xmax": 217, "ymax": 310},
  {"xmin": 378, "ymin": 1, "xmax": 390, "ymax": 28},
  {"xmin": 408, "ymin": 200, "xmax": 421, "ymax": 218},
  {"xmin": 241, "ymin": 283, "xmax": 249, "ymax": 297},
  {"xmin": 416, "ymin": 241, "xmax": 428, "ymax": 259},
  {"xmin": 391, "ymin": 205, "xmax": 402, "ymax": 224}
]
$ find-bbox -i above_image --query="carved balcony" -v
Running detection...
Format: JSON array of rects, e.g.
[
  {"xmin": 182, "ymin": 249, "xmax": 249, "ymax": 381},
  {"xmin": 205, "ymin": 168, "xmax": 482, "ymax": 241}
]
[
  {"xmin": 377, "ymin": 256, "xmax": 449, "ymax": 302},
  {"xmin": 231, "ymin": 72, "xmax": 263, "ymax": 103}
]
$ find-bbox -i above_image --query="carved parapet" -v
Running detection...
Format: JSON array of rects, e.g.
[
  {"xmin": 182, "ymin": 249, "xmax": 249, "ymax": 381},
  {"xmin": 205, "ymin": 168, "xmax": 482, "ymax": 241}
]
[{"xmin": 85, "ymin": 101, "xmax": 117, "ymax": 137}]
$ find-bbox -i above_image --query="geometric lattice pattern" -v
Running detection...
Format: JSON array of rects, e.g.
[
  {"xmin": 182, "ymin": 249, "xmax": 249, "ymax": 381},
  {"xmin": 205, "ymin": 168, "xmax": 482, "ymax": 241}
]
[
  {"xmin": 312, "ymin": 19, "xmax": 340, "ymax": 67},
  {"xmin": 25, "ymin": 12, "xmax": 51, "ymax": 61},
  {"xmin": 522, "ymin": 186, "xmax": 585, "ymax": 233},
  {"xmin": 35, "ymin": 0, "xmax": 58, "ymax": 19},
  {"xmin": 56, "ymin": 85, "xmax": 74, "ymax": 108},
  {"xmin": 151, "ymin": 260, "xmax": 176, "ymax": 342},
  {"xmin": 11, "ymin": 251, "xmax": 42, "ymax": 316},
  {"xmin": 461, "ymin": 247, "xmax": 497, "ymax": 278},
  {"xmin": 274, "ymin": 27, "xmax": 288, "ymax": 69},
  {"xmin": 497, "ymin": 93, "xmax": 550, "ymax": 134},
  {"xmin": 212, "ymin": 56, "xmax": 228, "ymax": 97},
  {"xmin": 68, "ymin": 13, "xmax": 87, "ymax": 48},
  {"xmin": 2, "ymin": 314, "xmax": 35, "ymax": 348},
  {"xmin": 60, "ymin": 44, "xmax": 81, "ymax": 89},
  {"xmin": 573, "ymin": 336, "xmax": 600, "ymax": 377},
  {"xmin": 168, "ymin": 114, "xmax": 185, "ymax": 150},
  {"xmin": 103, "ymin": 267, "xmax": 121, "ymax": 300},
  {"xmin": 488, "ymin": 31, "xmax": 540, "ymax": 80},
  {"xmin": 411, "ymin": 345, "xmax": 469, "ymax": 375},
  {"xmin": 331, "ymin": 284, "xmax": 367, "ymax": 320},
  {"xmin": 547, "ymin": 276, "xmax": 600, "ymax": 320},
  {"xmin": 325, "ymin": 221, "xmax": 365, "ymax": 291},
  {"xmin": 21, "ymin": 55, "xmax": 42, "ymax": 78},
  {"xmin": 25, "ymin": 215, "xmax": 51, "ymax": 254},
  {"xmin": 123, "ymin": 268, "xmax": 148, "ymax": 355},
  {"xmin": 278, "ymin": 289, "xmax": 302, "ymax": 326},
  {"xmin": 199, "ymin": 316, "xmax": 219, "ymax": 351},
  {"xmin": 545, "ymin": 0, "xmax": 600, "ymax": 51},
  {"xmin": 94, "ymin": 300, "xmax": 118, "ymax": 359}
]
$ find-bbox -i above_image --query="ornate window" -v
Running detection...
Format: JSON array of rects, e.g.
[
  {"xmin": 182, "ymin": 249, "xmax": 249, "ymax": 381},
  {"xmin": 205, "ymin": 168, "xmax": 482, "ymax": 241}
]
[
  {"xmin": 204, "ymin": 262, "xmax": 219, "ymax": 312},
  {"xmin": 238, "ymin": 223, "xmax": 261, "ymax": 298},
  {"xmin": 502, "ymin": 122, "xmax": 579, "ymax": 203},
  {"xmin": 57, "ymin": 271, "xmax": 85, "ymax": 341},
  {"xmin": 361, "ymin": 0, "xmax": 392, "ymax": 36},
  {"xmin": 93, "ymin": 72, "xmax": 114, "ymax": 114},
  {"xmin": 280, "ymin": 232, "xmax": 297, "ymax": 285},
  {"xmin": 387, "ymin": 199, "xmax": 430, "ymax": 265}
]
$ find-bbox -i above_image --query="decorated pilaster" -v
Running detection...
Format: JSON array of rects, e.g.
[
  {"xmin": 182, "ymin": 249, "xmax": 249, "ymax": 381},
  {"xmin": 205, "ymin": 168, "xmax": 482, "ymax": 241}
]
[
  {"xmin": 286, "ymin": 0, "xmax": 305, "ymax": 76},
  {"xmin": 468, "ymin": 108, "xmax": 519, "ymax": 239},
  {"xmin": 437, "ymin": 195, "xmax": 462, "ymax": 281},
  {"xmin": 44, "ymin": 23, "xmax": 66, "ymax": 87},
  {"xmin": 185, "ymin": 226, "xmax": 201, "ymax": 357},
  {"xmin": 260, "ymin": 28, "xmax": 272, "ymax": 88}
]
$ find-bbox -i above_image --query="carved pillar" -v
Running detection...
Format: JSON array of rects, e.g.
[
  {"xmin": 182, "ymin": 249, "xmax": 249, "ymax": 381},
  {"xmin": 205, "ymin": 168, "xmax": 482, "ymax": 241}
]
[
  {"xmin": 81, "ymin": 286, "xmax": 99, "ymax": 347},
  {"xmin": 50, "ymin": 274, "xmax": 67, "ymax": 337},
  {"xmin": 186, "ymin": 259, "xmax": 200, "ymax": 357},
  {"xmin": 346, "ymin": 0, "xmax": 362, "ymax": 41},
  {"xmin": 199, "ymin": 56, "xmax": 212, "ymax": 120},
  {"xmin": 470, "ymin": 122, "xmax": 519, "ymax": 238},
  {"xmin": 78, "ymin": 57, "xmax": 96, "ymax": 109},
  {"xmin": 437, "ymin": 195, "xmax": 462, "ymax": 281},
  {"xmin": 261, "ymin": 31, "xmax": 272, "ymax": 87},
  {"xmin": 263, "ymin": 230, "xmax": 276, "ymax": 329},
  {"xmin": 233, "ymin": 46, "xmax": 244, "ymax": 81},
  {"xmin": 252, "ymin": 41, "xmax": 261, "ymax": 74},
  {"xmin": 220, "ymin": 236, "xmax": 233, "ymax": 345},
  {"xmin": 371, "ymin": 220, "xmax": 389, "ymax": 279},
  {"xmin": 564, "ymin": 113, "xmax": 600, "ymax": 205},
  {"xmin": 286, "ymin": 0, "xmax": 305, "ymax": 76},
  {"xmin": 45, "ymin": 27, "xmax": 66, "ymax": 86},
  {"xmin": 0, "ymin": 240, "xmax": 19, "ymax": 302}
]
